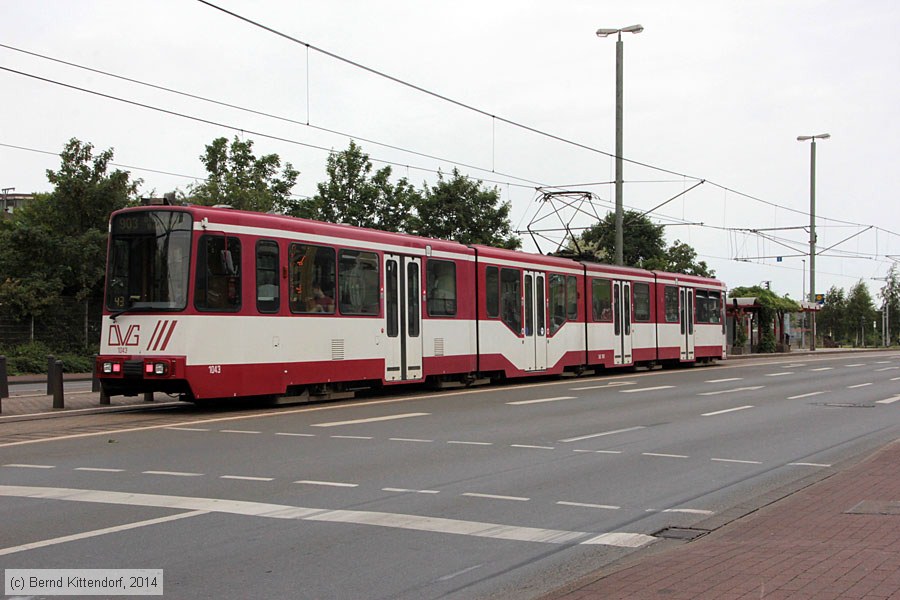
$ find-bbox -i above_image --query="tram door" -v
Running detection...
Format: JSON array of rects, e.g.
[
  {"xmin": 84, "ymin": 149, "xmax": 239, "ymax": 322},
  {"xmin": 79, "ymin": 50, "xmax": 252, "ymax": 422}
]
[
  {"xmin": 524, "ymin": 271, "xmax": 547, "ymax": 371},
  {"xmin": 384, "ymin": 254, "xmax": 423, "ymax": 382},
  {"xmin": 613, "ymin": 281, "xmax": 633, "ymax": 365},
  {"xmin": 679, "ymin": 287, "xmax": 695, "ymax": 361}
]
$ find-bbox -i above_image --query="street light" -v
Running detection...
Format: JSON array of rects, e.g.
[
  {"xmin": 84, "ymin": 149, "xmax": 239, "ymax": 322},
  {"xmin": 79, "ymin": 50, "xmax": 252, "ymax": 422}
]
[
  {"xmin": 597, "ymin": 24, "xmax": 643, "ymax": 266},
  {"xmin": 797, "ymin": 133, "xmax": 830, "ymax": 351}
]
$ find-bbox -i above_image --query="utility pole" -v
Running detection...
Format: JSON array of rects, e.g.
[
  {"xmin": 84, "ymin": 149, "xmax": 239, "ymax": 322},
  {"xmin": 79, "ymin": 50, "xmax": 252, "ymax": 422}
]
[{"xmin": 797, "ymin": 133, "xmax": 830, "ymax": 351}]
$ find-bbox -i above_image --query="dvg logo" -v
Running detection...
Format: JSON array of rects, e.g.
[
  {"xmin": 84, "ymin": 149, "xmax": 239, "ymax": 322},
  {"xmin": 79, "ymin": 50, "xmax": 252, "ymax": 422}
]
[{"xmin": 108, "ymin": 323, "xmax": 140, "ymax": 347}]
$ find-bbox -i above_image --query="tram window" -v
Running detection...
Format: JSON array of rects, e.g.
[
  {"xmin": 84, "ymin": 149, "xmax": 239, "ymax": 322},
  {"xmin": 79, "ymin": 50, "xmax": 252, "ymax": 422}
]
[
  {"xmin": 408, "ymin": 262, "xmax": 420, "ymax": 337},
  {"xmin": 549, "ymin": 274, "xmax": 566, "ymax": 334},
  {"xmin": 426, "ymin": 260, "xmax": 457, "ymax": 317},
  {"xmin": 633, "ymin": 283, "xmax": 651, "ymax": 322},
  {"xmin": 289, "ymin": 244, "xmax": 336, "ymax": 314},
  {"xmin": 664, "ymin": 286, "xmax": 679, "ymax": 323},
  {"xmin": 500, "ymin": 268, "xmax": 521, "ymax": 333},
  {"xmin": 256, "ymin": 240, "xmax": 280, "ymax": 314},
  {"xmin": 695, "ymin": 290, "xmax": 710, "ymax": 323},
  {"xmin": 485, "ymin": 266, "xmax": 500, "ymax": 318},
  {"xmin": 592, "ymin": 278, "xmax": 612, "ymax": 322},
  {"xmin": 195, "ymin": 235, "xmax": 241, "ymax": 312},
  {"xmin": 708, "ymin": 291, "xmax": 722, "ymax": 323},
  {"xmin": 566, "ymin": 276, "xmax": 578, "ymax": 320},
  {"xmin": 339, "ymin": 250, "xmax": 379, "ymax": 315},
  {"xmin": 386, "ymin": 260, "xmax": 398, "ymax": 337}
]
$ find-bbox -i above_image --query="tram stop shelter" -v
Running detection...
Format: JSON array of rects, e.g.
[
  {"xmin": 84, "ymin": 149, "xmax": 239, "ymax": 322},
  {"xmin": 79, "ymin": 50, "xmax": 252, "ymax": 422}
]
[{"xmin": 726, "ymin": 296, "xmax": 817, "ymax": 354}]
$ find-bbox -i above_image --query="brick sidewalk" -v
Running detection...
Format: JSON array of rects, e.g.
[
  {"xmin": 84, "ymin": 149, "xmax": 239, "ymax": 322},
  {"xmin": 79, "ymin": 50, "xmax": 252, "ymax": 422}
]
[{"xmin": 546, "ymin": 439, "xmax": 900, "ymax": 600}]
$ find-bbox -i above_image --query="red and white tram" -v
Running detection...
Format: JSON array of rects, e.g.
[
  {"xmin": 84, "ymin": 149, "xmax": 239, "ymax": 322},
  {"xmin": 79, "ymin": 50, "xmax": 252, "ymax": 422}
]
[{"xmin": 97, "ymin": 203, "xmax": 726, "ymax": 402}]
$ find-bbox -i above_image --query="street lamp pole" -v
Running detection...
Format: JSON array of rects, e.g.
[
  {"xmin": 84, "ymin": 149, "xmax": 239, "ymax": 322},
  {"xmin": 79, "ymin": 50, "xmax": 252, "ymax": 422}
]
[
  {"xmin": 797, "ymin": 133, "xmax": 830, "ymax": 351},
  {"xmin": 597, "ymin": 24, "xmax": 643, "ymax": 266},
  {"xmin": 801, "ymin": 258, "xmax": 806, "ymax": 348}
]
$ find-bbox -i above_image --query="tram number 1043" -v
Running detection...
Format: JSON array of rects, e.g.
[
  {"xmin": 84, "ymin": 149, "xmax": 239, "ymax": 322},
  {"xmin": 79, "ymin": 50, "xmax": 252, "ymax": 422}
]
[{"xmin": 208, "ymin": 365, "xmax": 222, "ymax": 375}]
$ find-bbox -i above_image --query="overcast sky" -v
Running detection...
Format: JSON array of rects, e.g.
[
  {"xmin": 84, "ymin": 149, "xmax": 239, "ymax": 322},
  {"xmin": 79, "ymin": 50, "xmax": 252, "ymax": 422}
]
[{"xmin": 3, "ymin": 1, "xmax": 899, "ymax": 302}]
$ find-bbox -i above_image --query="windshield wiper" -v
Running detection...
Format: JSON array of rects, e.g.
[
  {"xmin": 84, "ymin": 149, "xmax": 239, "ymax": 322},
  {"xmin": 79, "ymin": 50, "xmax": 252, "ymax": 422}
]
[{"xmin": 109, "ymin": 305, "xmax": 156, "ymax": 321}]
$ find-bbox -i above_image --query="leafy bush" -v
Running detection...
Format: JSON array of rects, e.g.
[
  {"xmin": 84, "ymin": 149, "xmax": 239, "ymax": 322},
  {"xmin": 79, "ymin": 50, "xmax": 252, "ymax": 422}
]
[{"xmin": 2, "ymin": 341, "xmax": 94, "ymax": 375}]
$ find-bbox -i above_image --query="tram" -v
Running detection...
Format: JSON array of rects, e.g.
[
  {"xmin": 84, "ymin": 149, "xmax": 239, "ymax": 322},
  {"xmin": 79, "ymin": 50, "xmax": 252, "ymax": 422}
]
[{"xmin": 96, "ymin": 201, "xmax": 726, "ymax": 402}]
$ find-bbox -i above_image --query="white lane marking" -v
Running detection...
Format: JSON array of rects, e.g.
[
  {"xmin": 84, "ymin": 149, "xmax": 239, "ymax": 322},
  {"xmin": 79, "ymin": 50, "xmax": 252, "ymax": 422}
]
[
  {"xmin": 295, "ymin": 480, "xmax": 358, "ymax": 488},
  {"xmin": 507, "ymin": 396, "xmax": 576, "ymax": 405},
  {"xmin": 847, "ymin": 383, "xmax": 872, "ymax": 389},
  {"xmin": 570, "ymin": 381, "xmax": 636, "ymax": 390},
  {"xmin": 559, "ymin": 426, "xmax": 645, "ymax": 443},
  {"xmin": 219, "ymin": 429, "xmax": 261, "ymax": 434},
  {"xmin": 581, "ymin": 532, "xmax": 656, "ymax": 548},
  {"xmin": 74, "ymin": 467, "xmax": 124, "ymax": 473},
  {"xmin": 447, "ymin": 441, "xmax": 493, "ymax": 446},
  {"xmin": 698, "ymin": 386, "xmax": 764, "ymax": 396},
  {"xmin": 382, "ymin": 488, "xmax": 440, "ymax": 495},
  {"xmin": 809, "ymin": 367, "xmax": 833, "ymax": 372},
  {"xmin": 573, "ymin": 449, "xmax": 623, "ymax": 454},
  {"xmin": 390, "ymin": 438, "xmax": 433, "ymax": 443},
  {"xmin": 642, "ymin": 452, "xmax": 688, "ymax": 459},
  {"xmin": 655, "ymin": 508, "xmax": 715, "ymax": 515},
  {"xmin": 143, "ymin": 470, "xmax": 202, "ymax": 477},
  {"xmin": 0, "ymin": 485, "xmax": 650, "ymax": 547},
  {"xmin": 619, "ymin": 386, "xmax": 674, "ymax": 393},
  {"xmin": 784, "ymin": 363, "xmax": 807, "ymax": 368},
  {"xmin": 875, "ymin": 366, "xmax": 899, "ymax": 371},
  {"xmin": 331, "ymin": 435, "xmax": 373, "ymax": 440},
  {"xmin": 891, "ymin": 377, "xmax": 900, "ymax": 381},
  {"xmin": 876, "ymin": 396, "xmax": 900, "ymax": 405},
  {"xmin": 436, "ymin": 564, "xmax": 484, "ymax": 582},
  {"xmin": 765, "ymin": 372, "xmax": 794, "ymax": 377},
  {"xmin": 702, "ymin": 405, "xmax": 754, "ymax": 417},
  {"xmin": 705, "ymin": 378, "xmax": 743, "ymax": 383},
  {"xmin": 711, "ymin": 458, "xmax": 762, "ymax": 465},
  {"xmin": 875, "ymin": 361, "xmax": 893, "ymax": 364},
  {"xmin": 511, "ymin": 444, "xmax": 555, "ymax": 450},
  {"xmin": 788, "ymin": 462, "xmax": 832, "ymax": 468},
  {"xmin": 0, "ymin": 510, "xmax": 207, "ymax": 557},
  {"xmin": 3, "ymin": 464, "xmax": 55, "ymax": 469},
  {"xmin": 311, "ymin": 412, "xmax": 430, "ymax": 427},
  {"xmin": 220, "ymin": 475, "xmax": 274, "ymax": 482},
  {"xmin": 275, "ymin": 432, "xmax": 316, "ymax": 437},
  {"xmin": 788, "ymin": 391, "xmax": 827, "ymax": 400},
  {"xmin": 845, "ymin": 363, "xmax": 866, "ymax": 367},
  {"xmin": 462, "ymin": 492, "xmax": 530, "ymax": 502},
  {"xmin": 557, "ymin": 501, "xmax": 620, "ymax": 510},
  {"xmin": 166, "ymin": 427, "xmax": 211, "ymax": 432}
]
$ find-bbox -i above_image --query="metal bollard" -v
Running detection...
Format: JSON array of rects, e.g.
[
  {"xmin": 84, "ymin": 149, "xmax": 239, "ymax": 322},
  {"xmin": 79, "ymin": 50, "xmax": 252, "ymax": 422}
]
[
  {"xmin": 144, "ymin": 391, "xmax": 154, "ymax": 403},
  {"xmin": 99, "ymin": 385, "xmax": 110, "ymax": 406},
  {"xmin": 46, "ymin": 355, "xmax": 56, "ymax": 395},
  {"xmin": 50, "ymin": 359, "xmax": 64, "ymax": 409},
  {"xmin": 0, "ymin": 355, "xmax": 8, "ymax": 413}
]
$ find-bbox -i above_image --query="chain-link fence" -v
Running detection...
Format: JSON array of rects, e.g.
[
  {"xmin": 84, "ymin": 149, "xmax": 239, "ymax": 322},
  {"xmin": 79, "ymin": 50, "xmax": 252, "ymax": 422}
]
[{"xmin": 0, "ymin": 296, "xmax": 103, "ymax": 352}]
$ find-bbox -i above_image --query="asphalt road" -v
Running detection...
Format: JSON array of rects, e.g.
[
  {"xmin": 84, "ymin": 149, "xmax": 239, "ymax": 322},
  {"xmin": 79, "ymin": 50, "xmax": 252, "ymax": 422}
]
[{"xmin": 2, "ymin": 352, "xmax": 899, "ymax": 599}]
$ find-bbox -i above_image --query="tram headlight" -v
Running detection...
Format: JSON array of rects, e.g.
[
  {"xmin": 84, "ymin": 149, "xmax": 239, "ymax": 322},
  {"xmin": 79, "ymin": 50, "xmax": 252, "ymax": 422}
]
[
  {"xmin": 154, "ymin": 362, "xmax": 168, "ymax": 376},
  {"xmin": 102, "ymin": 362, "xmax": 113, "ymax": 374}
]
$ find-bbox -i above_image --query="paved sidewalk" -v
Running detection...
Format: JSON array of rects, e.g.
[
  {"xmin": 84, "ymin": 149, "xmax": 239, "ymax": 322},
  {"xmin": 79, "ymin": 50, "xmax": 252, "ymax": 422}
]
[
  {"xmin": 0, "ymin": 376, "xmax": 176, "ymax": 418},
  {"xmin": 546, "ymin": 439, "xmax": 900, "ymax": 600}
]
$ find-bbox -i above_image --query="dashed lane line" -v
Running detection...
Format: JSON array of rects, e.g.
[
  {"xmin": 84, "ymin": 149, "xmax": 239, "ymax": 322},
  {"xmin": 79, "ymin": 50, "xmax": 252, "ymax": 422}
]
[
  {"xmin": 2, "ymin": 485, "xmax": 652, "ymax": 546},
  {"xmin": 559, "ymin": 426, "xmax": 645, "ymax": 443},
  {"xmin": 506, "ymin": 396, "xmax": 576, "ymax": 405},
  {"xmin": 166, "ymin": 427, "xmax": 211, "ymax": 432},
  {"xmin": 382, "ymin": 488, "xmax": 440, "ymax": 495},
  {"xmin": 295, "ymin": 480, "xmax": 358, "ymax": 488},
  {"xmin": 75, "ymin": 467, "xmax": 124, "ymax": 473},
  {"xmin": 447, "ymin": 440, "xmax": 493, "ymax": 446},
  {"xmin": 275, "ymin": 432, "xmax": 316, "ymax": 437},
  {"xmin": 697, "ymin": 386, "xmax": 764, "ymax": 396},
  {"xmin": 390, "ymin": 437, "xmax": 433, "ymax": 443},
  {"xmin": 847, "ymin": 383, "xmax": 872, "ymax": 389},
  {"xmin": 702, "ymin": 405, "xmax": 754, "ymax": 417},
  {"xmin": 142, "ymin": 470, "xmax": 203, "ymax": 477},
  {"xmin": 3, "ymin": 464, "xmax": 54, "ymax": 469},
  {"xmin": 711, "ymin": 458, "xmax": 763, "ymax": 465},
  {"xmin": 876, "ymin": 396, "xmax": 900, "ymax": 405},
  {"xmin": 462, "ymin": 492, "xmax": 530, "ymax": 502},
  {"xmin": 619, "ymin": 386, "xmax": 675, "ymax": 393},
  {"xmin": 875, "ymin": 366, "xmax": 899, "ymax": 371},
  {"xmin": 642, "ymin": 452, "xmax": 688, "ymax": 459},
  {"xmin": 219, "ymin": 429, "xmax": 261, "ymax": 434},
  {"xmin": 765, "ymin": 372, "xmax": 794, "ymax": 377},
  {"xmin": 809, "ymin": 367, "xmax": 833, "ymax": 372},
  {"xmin": 557, "ymin": 501, "xmax": 620, "ymax": 510},
  {"xmin": 311, "ymin": 413, "xmax": 430, "ymax": 427},
  {"xmin": 788, "ymin": 391, "xmax": 827, "ymax": 400},
  {"xmin": 511, "ymin": 444, "xmax": 555, "ymax": 450},
  {"xmin": 220, "ymin": 475, "xmax": 274, "ymax": 482},
  {"xmin": 788, "ymin": 462, "xmax": 832, "ymax": 468},
  {"xmin": 0, "ymin": 509, "xmax": 208, "ymax": 557},
  {"xmin": 704, "ymin": 378, "xmax": 743, "ymax": 383},
  {"xmin": 331, "ymin": 435, "xmax": 373, "ymax": 440}
]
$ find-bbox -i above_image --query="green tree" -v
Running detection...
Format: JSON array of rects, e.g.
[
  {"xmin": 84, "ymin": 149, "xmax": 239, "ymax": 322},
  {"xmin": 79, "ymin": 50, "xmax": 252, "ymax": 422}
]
[
  {"xmin": 729, "ymin": 285, "xmax": 800, "ymax": 353},
  {"xmin": 579, "ymin": 210, "xmax": 665, "ymax": 267},
  {"xmin": 291, "ymin": 141, "xmax": 417, "ymax": 231},
  {"xmin": 189, "ymin": 136, "xmax": 299, "ymax": 213},
  {"xmin": 879, "ymin": 264, "xmax": 900, "ymax": 345},
  {"xmin": 818, "ymin": 286, "xmax": 847, "ymax": 344},
  {"xmin": 648, "ymin": 240, "xmax": 715, "ymax": 278},
  {"xmin": 846, "ymin": 280, "xmax": 876, "ymax": 346},
  {"xmin": 410, "ymin": 168, "xmax": 520, "ymax": 249},
  {"xmin": 0, "ymin": 138, "xmax": 139, "ymax": 338}
]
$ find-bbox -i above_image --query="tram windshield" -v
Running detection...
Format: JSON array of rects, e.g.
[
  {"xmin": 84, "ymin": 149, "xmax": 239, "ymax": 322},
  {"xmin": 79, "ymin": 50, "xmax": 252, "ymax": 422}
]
[{"xmin": 106, "ymin": 210, "xmax": 192, "ymax": 313}]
